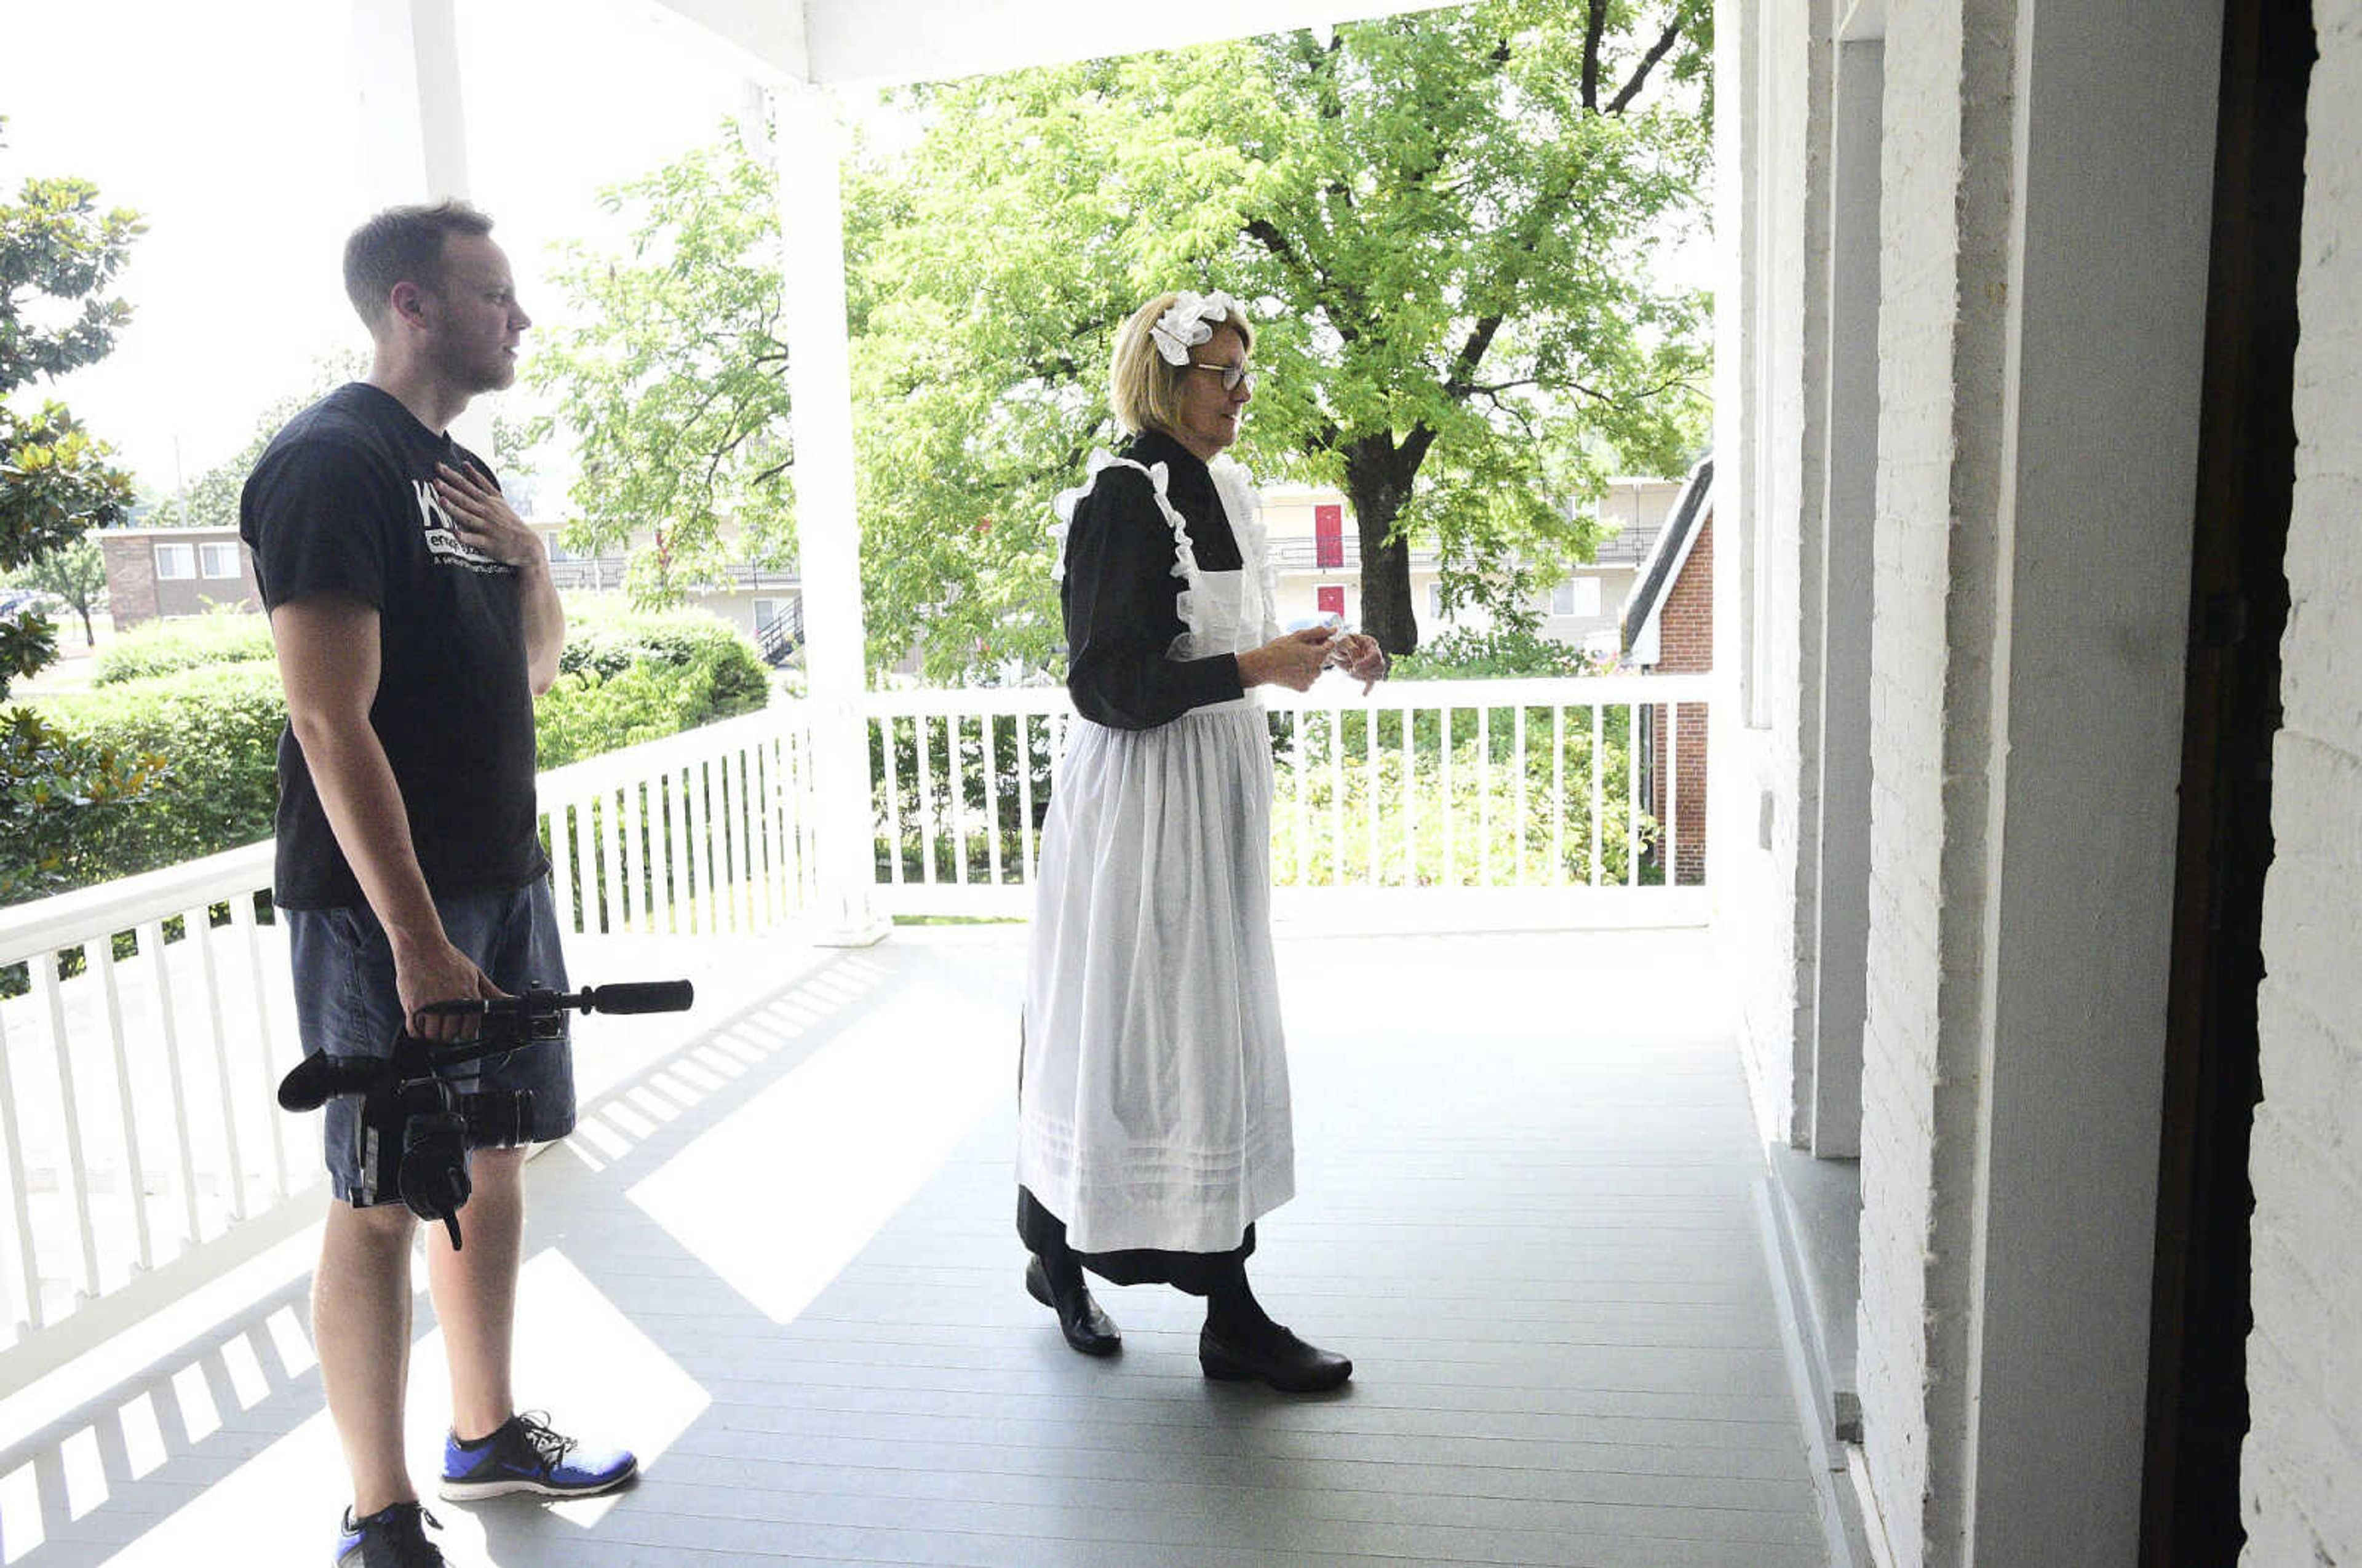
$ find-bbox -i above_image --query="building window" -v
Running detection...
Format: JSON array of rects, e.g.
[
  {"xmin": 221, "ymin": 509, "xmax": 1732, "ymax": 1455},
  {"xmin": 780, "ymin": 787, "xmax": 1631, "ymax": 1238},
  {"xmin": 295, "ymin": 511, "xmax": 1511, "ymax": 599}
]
[
  {"xmin": 154, "ymin": 543, "xmax": 195, "ymax": 581},
  {"xmin": 1314, "ymin": 504, "xmax": 1345, "ymax": 570},
  {"xmin": 1315, "ymin": 584, "xmax": 1346, "ymax": 620},
  {"xmin": 1427, "ymin": 583, "xmax": 1445, "ymax": 621},
  {"xmin": 1552, "ymin": 576, "xmax": 1602, "ymax": 618},
  {"xmin": 199, "ymin": 541, "xmax": 243, "ymax": 579}
]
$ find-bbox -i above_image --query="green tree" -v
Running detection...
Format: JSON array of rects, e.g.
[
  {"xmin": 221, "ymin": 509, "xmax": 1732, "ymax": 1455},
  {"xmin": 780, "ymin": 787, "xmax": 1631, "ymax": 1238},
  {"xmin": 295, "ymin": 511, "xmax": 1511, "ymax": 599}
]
[
  {"xmin": 529, "ymin": 3, "xmax": 1708, "ymax": 677},
  {"xmin": 5, "ymin": 536, "xmax": 106, "ymax": 642},
  {"xmin": 851, "ymin": 0, "xmax": 1709, "ymax": 669},
  {"xmin": 149, "ymin": 349, "xmax": 370, "ymax": 530},
  {"xmin": 521, "ymin": 125, "xmax": 797, "ymax": 607},
  {"xmin": 1, "ymin": 121, "xmax": 161, "ymax": 900}
]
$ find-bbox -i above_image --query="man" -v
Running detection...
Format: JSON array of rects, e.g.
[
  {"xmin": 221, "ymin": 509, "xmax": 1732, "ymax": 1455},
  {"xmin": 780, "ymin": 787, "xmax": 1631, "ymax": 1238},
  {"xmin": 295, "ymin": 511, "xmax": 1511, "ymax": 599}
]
[{"xmin": 241, "ymin": 202, "xmax": 633, "ymax": 1568}]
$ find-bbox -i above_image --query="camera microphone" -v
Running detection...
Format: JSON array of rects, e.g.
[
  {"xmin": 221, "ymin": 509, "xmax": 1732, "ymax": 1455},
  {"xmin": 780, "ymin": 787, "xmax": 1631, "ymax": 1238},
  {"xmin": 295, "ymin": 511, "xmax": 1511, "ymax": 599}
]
[
  {"xmin": 277, "ymin": 1052, "xmax": 396, "ymax": 1112},
  {"xmin": 579, "ymin": 980, "xmax": 695, "ymax": 1015}
]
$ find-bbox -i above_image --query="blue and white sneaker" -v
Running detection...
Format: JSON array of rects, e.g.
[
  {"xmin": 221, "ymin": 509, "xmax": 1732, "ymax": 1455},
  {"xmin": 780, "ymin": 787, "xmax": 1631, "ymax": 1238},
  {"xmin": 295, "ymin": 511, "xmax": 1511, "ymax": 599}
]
[
  {"xmin": 335, "ymin": 1501, "xmax": 446, "ymax": 1566},
  {"xmin": 438, "ymin": 1411, "xmax": 636, "ymax": 1500}
]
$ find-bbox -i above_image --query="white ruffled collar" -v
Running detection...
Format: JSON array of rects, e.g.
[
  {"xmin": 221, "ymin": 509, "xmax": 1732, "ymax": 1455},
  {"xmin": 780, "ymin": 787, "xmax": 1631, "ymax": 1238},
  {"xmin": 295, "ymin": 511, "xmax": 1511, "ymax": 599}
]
[{"xmin": 1048, "ymin": 443, "xmax": 1280, "ymax": 653}]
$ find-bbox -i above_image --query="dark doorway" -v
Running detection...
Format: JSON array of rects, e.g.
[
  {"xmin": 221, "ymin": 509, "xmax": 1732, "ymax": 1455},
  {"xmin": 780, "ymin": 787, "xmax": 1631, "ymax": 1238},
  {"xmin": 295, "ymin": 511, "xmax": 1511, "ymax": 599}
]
[{"xmin": 2139, "ymin": 1, "xmax": 2312, "ymax": 1562}]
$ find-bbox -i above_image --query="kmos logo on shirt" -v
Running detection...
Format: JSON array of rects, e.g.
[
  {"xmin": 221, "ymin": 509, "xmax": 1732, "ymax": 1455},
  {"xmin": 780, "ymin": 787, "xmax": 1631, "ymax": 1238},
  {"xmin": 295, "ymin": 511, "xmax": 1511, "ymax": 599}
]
[{"xmin": 412, "ymin": 479, "xmax": 511, "ymax": 576}]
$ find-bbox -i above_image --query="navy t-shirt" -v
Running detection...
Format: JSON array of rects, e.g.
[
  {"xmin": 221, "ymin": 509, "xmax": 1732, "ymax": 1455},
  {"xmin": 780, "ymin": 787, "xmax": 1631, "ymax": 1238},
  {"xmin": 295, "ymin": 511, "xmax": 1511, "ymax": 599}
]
[{"xmin": 238, "ymin": 382, "xmax": 548, "ymax": 909}]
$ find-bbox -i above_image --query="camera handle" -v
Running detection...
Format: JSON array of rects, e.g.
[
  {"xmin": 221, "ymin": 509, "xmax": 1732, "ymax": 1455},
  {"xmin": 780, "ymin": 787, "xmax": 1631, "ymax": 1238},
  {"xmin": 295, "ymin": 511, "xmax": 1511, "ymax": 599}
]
[
  {"xmin": 277, "ymin": 977, "xmax": 696, "ymax": 1250},
  {"xmin": 415, "ymin": 980, "xmax": 696, "ymax": 1029}
]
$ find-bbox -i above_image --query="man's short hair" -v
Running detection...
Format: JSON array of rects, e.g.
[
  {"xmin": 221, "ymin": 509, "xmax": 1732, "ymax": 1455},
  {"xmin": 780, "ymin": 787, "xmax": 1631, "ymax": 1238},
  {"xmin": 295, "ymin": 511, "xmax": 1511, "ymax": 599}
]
[
  {"xmin": 343, "ymin": 201, "xmax": 496, "ymax": 330},
  {"xmin": 1110, "ymin": 292, "xmax": 1255, "ymax": 438}
]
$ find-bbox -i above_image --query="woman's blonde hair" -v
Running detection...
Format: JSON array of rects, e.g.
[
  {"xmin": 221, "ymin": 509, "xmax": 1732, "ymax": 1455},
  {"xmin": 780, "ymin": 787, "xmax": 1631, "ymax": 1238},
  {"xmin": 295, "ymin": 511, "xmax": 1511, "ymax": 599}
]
[{"xmin": 1108, "ymin": 292, "xmax": 1255, "ymax": 437}]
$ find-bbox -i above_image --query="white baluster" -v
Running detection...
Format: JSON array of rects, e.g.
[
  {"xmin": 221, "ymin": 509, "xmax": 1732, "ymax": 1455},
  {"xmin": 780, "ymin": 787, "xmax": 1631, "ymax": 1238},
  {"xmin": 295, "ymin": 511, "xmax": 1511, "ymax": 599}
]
[
  {"xmin": 983, "ymin": 715, "xmax": 1006, "ymax": 888},
  {"xmin": 94, "ymin": 937, "xmax": 156, "ymax": 1267},
  {"xmin": 915, "ymin": 715, "xmax": 939, "ymax": 887},
  {"xmin": 0, "ymin": 979, "xmax": 47, "ymax": 1329},
  {"xmin": 1589, "ymin": 706, "xmax": 1605, "ymax": 889},
  {"xmin": 232, "ymin": 897, "xmax": 291, "ymax": 1201},
  {"xmin": 1552, "ymin": 706, "xmax": 1567, "ymax": 886},
  {"xmin": 143, "ymin": 920, "xmax": 202, "ymax": 1249},
  {"xmin": 193, "ymin": 905, "xmax": 247, "ymax": 1224}
]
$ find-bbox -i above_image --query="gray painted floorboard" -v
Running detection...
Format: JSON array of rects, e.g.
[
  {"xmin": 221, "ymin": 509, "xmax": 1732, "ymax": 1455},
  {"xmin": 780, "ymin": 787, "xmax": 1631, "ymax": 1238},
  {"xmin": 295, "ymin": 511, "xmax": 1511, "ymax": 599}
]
[{"xmin": 5, "ymin": 928, "xmax": 1829, "ymax": 1567}]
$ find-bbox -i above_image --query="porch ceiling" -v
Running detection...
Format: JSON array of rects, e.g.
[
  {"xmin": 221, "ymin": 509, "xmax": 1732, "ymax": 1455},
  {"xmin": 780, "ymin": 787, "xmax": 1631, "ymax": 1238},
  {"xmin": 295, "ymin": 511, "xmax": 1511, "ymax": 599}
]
[{"xmin": 656, "ymin": 0, "xmax": 1466, "ymax": 87}]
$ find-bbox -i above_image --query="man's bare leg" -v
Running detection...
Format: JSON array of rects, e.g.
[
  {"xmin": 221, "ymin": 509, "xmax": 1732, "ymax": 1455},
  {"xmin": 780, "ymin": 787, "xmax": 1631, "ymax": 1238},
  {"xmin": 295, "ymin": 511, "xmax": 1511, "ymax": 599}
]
[
  {"xmin": 427, "ymin": 1147, "xmax": 524, "ymax": 1442},
  {"xmin": 315, "ymin": 1200, "xmax": 420, "ymax": 1516}
]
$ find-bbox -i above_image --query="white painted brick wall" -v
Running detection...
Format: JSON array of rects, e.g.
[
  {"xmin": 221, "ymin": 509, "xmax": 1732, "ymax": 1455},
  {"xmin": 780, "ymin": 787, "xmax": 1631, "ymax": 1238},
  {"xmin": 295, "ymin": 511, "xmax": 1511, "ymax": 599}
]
[
  {"xmin": 1716, "ymin": 0, "xmax": 1815, "ymax": 1149},
  {"xmin": 1855, "ymin": 4, "xmax": 1967, "ymax": 1563},
  {"xmin": 2245, "ymin": 2, "xmax": 2362, "ymax": 1561}
]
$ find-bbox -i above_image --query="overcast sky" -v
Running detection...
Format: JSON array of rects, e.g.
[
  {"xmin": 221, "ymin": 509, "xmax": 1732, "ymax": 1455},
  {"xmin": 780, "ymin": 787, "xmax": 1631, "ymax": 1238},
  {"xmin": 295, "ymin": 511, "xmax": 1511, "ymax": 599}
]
[{"xmin": 2, "ymin": 0, "xmax": 757, "ymax": 495}]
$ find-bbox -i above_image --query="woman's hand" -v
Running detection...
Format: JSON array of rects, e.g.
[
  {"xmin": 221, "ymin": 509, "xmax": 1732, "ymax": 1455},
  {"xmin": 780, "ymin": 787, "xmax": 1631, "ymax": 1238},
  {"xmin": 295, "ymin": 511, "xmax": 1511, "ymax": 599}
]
[
  {"xmin": 1323, "ymin": 631, "xmax": 1390, "ymax": 694},
  {"xmin": 1238, "ymin": 627, "xmax": 1336, "ymax": 693}
]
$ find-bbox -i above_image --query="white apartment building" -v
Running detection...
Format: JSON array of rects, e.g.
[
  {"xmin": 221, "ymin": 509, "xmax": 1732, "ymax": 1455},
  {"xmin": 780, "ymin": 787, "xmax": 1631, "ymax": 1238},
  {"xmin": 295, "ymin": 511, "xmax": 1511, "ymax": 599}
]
[{"xmin": 1257, "ymin": 475, "xmax": 1684, "ymax": 658}]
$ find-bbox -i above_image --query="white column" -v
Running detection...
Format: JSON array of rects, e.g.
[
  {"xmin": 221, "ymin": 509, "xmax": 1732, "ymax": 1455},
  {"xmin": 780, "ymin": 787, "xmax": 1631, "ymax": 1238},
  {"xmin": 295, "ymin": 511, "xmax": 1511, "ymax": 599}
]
[
  {"xmin": 771, "ymin": 78, "xmax": 888, "ymax": 947},
  {"xmin": 1952, "ymin": 1, "xmax": 2218, "ymax": 1558},
  {"xmin": 349, "ymin": 0, "xmax": 471, "ymax": 205},
  {"xmin": 1805, "ymin": 35, "xmax": 1880, "ymax": 1159},
  {"xmin": 348, "ymin": 0, "xmax": 496, "ymax": 456}
]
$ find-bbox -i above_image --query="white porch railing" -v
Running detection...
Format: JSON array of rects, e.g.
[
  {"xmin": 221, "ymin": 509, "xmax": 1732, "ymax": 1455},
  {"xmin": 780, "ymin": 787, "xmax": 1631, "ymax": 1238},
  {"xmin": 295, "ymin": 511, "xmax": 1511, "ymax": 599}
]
[
  {"xmin": 0, "ymin": 672, "xmax": 1706, "ymax": 1389},
  {"xmin": 537, "ymin": 705, "xmax": 822, "ymax": 941},
  {"xmin": 864, "ymin": 674, "xmax": 1711, "ymax": 926},
  {"xmin": 0, "ymin": 843, "xmax": 299, "ymax": 1390}
]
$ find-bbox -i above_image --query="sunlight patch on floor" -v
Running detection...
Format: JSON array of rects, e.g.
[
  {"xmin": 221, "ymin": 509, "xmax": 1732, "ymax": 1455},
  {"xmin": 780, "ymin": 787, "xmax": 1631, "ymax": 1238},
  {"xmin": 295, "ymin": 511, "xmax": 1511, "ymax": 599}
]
[
  {"xmin": 100, "ymin": 1249, "xmax": 704, "ymax": 1562},
  {"xmin": 1, "ymin": 1459, "xmax": 42, "ymax": 1562},
  {"xmin": 498, "ymin": 1249, "xmax": 709, "ymax": 1529},
  {"xmin": 626, "ymin": 977, "xmax": 1007, "ymax": 1326}
]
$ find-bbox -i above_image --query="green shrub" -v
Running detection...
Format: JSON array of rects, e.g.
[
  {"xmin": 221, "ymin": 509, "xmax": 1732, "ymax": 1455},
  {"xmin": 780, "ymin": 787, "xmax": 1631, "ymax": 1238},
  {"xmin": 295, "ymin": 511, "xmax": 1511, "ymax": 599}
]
[
  {"xmin": 95, "ymin": 610, "xmax": 279, "ymax": 685},
  {"xmin": 5, "ymin": 601, "xmax": 771, "ymax": 904},
  {"xmin": 558, "ymin": 599, "xmax": 767, "ymax": 699},
  {"xmin": 1267, "ymin": 708, "xmax": 1658, "ymax": 887},
  {"xmin": 1391, "ymin": 624, "xmax": 1603, "ymax": 680},
  {"xmin": 29, "ymin": 663, "xmax": 288, "ymax": 886},
  {"xmin": 694, "ymin": 642, "xmax": 772, "ymax": 718},
  {"xmin": 536, "ymin": 663, "xmax": 709, "ymax": 770}
]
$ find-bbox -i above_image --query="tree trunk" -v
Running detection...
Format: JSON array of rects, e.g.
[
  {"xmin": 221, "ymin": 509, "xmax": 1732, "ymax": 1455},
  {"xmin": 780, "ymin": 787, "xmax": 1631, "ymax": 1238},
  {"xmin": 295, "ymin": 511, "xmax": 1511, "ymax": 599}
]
[{"xmin": 1343, "ymin": 439, "xmax": 1420, "ymax": 656}]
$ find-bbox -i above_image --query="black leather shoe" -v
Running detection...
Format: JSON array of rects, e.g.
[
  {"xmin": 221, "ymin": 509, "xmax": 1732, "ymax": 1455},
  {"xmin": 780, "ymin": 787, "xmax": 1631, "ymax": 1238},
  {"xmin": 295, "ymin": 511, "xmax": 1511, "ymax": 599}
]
[
  {"xmin": 1199, "ymin": 1323, "xmax": 1353, "ymax": 1393},
  {"xmin": 1025, "ymin": 1255, "xmax": 1120, "ymax": 1356}
]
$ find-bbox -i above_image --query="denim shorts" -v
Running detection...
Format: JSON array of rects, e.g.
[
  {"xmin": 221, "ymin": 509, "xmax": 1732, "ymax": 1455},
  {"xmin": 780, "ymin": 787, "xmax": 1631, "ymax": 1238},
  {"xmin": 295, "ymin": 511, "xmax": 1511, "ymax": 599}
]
[{"xmin": 285, "ymin": 880, "xmax": 577, "ymax": 1206}]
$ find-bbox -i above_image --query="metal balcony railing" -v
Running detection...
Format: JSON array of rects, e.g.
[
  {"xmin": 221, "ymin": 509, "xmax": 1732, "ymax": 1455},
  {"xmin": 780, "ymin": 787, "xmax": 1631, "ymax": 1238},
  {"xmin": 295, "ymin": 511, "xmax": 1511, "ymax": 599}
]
[{"xmin": 543, "ymin": 557, "xmax": 803, "ymax": 594}]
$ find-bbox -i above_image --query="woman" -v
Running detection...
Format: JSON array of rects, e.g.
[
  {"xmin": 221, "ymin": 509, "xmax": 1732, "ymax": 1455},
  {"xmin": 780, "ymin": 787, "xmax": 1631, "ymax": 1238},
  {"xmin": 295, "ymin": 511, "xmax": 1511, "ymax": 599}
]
[{"xmin": 1017, "ymin": 289, "xmax": 1386, "ymax": 1393}]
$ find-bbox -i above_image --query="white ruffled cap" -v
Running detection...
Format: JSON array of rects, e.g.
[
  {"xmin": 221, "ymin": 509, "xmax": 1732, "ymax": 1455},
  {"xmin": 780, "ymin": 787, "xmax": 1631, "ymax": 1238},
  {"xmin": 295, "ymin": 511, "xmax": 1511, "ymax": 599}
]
[{"xmin": 1147, "ymin": 290, "xmax": 1239, "ymax": 367}]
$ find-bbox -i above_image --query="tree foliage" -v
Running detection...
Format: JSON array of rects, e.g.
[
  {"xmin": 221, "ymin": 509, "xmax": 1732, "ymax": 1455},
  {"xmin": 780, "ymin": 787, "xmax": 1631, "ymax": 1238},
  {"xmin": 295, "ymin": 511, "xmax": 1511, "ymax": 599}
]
[
  {"xmin": 4, "ymin": 536, "xmax": 105, "ymax": 642},
  {"xmin": 522, "ymin": 127, "xmax": 797, "ymax": 605},
  {"xmin": 528, "ymin": 2, "xmax": 1709, "ymax": 679},
  {"xmin": 148, "ymin": 349, "xmax": 370, "ymax": 531},
  {"xmin": 855, "ymin": 0, "xmax": 1709, "ymax": 671},
  {"xmin": 0, "ymin": 120, "xmax": 157, "ymax": 900}
]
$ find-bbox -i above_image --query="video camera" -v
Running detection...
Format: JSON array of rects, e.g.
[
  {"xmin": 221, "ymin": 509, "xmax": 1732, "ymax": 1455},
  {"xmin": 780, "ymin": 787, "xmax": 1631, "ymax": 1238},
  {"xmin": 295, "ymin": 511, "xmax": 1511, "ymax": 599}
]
[{"xmin": 276, "ymin": 981, "xmax": 694, "ymax": 1248}]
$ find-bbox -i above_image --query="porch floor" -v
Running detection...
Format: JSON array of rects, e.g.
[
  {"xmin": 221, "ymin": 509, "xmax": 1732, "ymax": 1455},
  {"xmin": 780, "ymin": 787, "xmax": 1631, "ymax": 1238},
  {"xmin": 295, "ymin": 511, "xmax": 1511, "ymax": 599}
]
[{"xmin": 4, "ymin": 926, "xmax": 1832, "ymax": 1567}]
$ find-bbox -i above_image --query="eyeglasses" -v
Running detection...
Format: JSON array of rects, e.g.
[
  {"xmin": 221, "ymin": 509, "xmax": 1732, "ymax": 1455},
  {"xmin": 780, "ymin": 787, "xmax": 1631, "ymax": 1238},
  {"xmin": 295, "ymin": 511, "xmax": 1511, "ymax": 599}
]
[{"xmin": 1187, "ymin": 361, "xmax": 1256, "ymax": 394}]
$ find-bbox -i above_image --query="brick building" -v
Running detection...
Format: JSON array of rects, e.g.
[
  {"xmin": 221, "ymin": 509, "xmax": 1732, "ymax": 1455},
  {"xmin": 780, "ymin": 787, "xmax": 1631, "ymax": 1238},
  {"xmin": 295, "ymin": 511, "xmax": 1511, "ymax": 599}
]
[
  {"xmin": 1619, "ymin": 456, "xmax": 1712, "ymax": 885},
  {"xmin": 95, "ymin": 527, "xmax": 261, "ymax": 628}
]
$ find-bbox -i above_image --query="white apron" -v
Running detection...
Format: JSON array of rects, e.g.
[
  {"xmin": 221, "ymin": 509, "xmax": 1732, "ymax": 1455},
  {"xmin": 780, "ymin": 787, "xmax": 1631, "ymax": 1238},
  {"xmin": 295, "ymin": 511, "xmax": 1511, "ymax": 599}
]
[{"xmin": 1019, "ymin": 453, "xmax": 1294, "ymax": 1254}]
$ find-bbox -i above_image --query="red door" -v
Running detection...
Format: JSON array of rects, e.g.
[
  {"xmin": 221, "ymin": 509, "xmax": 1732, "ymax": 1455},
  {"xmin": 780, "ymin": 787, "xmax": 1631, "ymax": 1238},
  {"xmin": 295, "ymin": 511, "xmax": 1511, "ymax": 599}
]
[
  {"xmin": 1316, "ymin": 584, "xmax": 1346, "ymax": 619},
  {"xmin": 1314, "ymin": 504, "xmax": 1345, "ymax": 570}
]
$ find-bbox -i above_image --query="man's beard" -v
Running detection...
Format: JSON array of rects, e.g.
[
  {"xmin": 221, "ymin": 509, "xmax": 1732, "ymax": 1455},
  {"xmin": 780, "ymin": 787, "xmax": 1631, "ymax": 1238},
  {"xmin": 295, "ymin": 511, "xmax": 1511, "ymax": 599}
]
[{"xmin": 436, "ymin": 341, "xmax": 514, "ymax": 396}]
